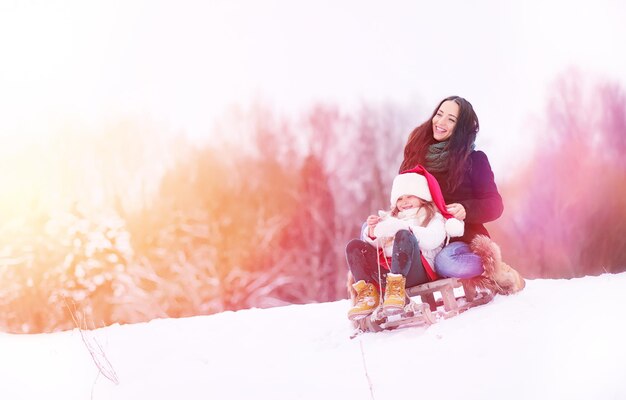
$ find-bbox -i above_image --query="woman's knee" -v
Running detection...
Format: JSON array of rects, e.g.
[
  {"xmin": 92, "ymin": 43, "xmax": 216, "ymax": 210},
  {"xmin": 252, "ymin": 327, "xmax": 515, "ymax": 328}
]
[{"xmin": 435, "ymin": 242, "xmax": 484, "ymax": 278}]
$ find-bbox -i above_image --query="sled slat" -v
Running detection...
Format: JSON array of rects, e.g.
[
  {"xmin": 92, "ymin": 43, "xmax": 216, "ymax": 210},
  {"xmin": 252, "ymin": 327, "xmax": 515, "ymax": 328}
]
[
  {"xmin": 463, "ymin": 281, "xmax": 477, "ymax": 302},
  {"xmin": 440, "ymin": 286, "xmax": 458, "ymax": 312},
  {"xmin": 420, "ymin": 293, "xmax": 437, "ymax": 311}
]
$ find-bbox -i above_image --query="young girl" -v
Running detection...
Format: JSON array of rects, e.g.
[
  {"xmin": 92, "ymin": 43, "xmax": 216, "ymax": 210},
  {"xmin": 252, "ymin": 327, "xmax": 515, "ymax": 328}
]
[{"xmin": 346, "ymin": 165, "xmax": 464, "ymax": 321}]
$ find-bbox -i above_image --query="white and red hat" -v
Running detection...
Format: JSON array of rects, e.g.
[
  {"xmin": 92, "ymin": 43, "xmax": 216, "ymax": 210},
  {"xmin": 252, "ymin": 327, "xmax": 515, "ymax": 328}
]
[{"xmin": 390, "ymin": 165, "xmax": 464, "ymax": 237}]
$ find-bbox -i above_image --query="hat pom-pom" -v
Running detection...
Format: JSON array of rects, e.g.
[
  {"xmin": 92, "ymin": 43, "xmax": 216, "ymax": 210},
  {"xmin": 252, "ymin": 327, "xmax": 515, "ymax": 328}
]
[{"xmin": 445, "ymin": 218, "xmax": 464, "ymax": 237}]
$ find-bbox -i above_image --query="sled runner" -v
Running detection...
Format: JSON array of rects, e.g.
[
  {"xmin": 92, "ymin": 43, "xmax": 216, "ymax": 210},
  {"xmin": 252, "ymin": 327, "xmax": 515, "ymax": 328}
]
[
  {"xmin": 351, "ymin": 277, "xmax": 494, "ymax": 337},
  {"xmin": 407, "ymin": 277, "xmax": 494, "ymax": 318}
]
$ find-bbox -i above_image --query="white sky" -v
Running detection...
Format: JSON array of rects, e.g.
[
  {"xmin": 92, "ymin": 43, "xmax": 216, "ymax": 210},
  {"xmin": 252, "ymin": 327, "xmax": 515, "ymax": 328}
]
[{"xmin": 1, "ymin": 0, "xmax": 625, "ymax": 175}]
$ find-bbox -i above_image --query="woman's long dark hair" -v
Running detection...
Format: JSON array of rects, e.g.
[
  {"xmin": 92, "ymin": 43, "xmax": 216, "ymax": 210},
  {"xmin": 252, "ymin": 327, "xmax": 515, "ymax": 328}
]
[{"xmin": 399, "ymin": 96, "xmax": 479, "ymax": 192}]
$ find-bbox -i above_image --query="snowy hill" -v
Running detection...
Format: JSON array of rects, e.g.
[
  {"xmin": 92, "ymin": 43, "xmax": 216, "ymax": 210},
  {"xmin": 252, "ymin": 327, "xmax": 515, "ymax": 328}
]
[{"xmin": 1, "ymin": 273, "xmax": 625, "ymax": 400}]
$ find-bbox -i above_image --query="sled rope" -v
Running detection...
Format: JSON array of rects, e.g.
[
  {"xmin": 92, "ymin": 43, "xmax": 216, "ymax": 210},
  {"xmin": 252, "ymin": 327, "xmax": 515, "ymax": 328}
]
[{"xmin": 375, "ymin": 240, "xmax": 384, "ymax": 305}]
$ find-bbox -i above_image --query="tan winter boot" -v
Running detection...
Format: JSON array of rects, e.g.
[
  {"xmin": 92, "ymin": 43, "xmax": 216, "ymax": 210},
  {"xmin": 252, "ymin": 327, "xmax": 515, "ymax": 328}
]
[
  {"xmin": 348, "ymin": 280, "xmax": 380, "ymax": 321},
  {"xmin": 383, "ymin": 273, "xmax": 406, "ymax": 315},
  {"xmin": 470, "ymin": 234, "xmax": 525, "ymax": 295},
  {"xmin": 491, "ymin": 261, "xmax": 525, "ymax": 295}
]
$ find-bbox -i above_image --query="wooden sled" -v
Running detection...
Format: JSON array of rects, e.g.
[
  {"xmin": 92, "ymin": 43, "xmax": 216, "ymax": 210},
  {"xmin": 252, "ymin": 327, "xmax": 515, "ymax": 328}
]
[{"xmin": 352, "ymin": 278, "xmax": 494, "ymax": 336}]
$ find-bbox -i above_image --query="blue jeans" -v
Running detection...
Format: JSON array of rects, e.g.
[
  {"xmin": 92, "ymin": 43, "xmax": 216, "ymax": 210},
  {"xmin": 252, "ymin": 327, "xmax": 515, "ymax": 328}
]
[{"xmin": 434, "ymin": 242, "xmax": 484, "ymax": 279}]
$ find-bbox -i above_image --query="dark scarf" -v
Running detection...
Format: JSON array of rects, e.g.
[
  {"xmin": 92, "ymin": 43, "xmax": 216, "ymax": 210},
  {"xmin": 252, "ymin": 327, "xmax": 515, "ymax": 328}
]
[
  {"xmin": 425, "ymin": 141, "xmax": 450, "ymax": 173},
  {"xmin": 425, "ymin": 141, "xmax": 476, "ymax": 173}
]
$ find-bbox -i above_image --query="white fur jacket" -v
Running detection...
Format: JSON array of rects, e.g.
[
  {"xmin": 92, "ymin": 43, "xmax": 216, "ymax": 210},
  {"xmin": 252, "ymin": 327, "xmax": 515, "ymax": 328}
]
[{"xmin": 361, "ymin": 207, "xmax": 446, "ymax": 268}]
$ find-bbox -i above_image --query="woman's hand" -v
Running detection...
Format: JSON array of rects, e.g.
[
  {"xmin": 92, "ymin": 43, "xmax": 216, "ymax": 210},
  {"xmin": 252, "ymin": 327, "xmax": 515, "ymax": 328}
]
[
  {"xmin": 446, "ymin": 203, "xmax": 466, "ymax": 220},
  {"xmin": 366, "ymin": 215, "xmax": 380, "ymax": 237}
]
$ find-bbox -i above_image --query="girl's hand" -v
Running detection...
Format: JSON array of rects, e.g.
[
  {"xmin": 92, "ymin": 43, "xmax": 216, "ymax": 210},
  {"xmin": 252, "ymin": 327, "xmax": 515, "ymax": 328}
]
[
  {"xmin": 446, "ymin": 203, "xmax": 466, "ymax": 220},
  {"xmin": 366, "ymin": 215, "xmax": 380, "ymax": 227},
  {"xmin": 366, "ymin": 215, "xmax": 380, "ymax": 238}
]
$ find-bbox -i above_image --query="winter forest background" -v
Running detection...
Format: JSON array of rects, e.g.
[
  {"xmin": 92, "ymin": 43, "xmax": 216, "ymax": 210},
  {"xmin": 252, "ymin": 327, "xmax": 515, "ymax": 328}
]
[{"xmin": 1, "ymin": 1, "xmax": 625, "ymax": 333}]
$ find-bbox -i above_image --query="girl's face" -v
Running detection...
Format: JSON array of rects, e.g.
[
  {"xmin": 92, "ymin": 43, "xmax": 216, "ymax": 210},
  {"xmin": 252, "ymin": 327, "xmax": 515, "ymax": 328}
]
[
  {"xmin": 396, "ymin": 195, "xmax": 422, "ymax": 211},
  {"xmin": 432, "ymin": 100, "xmax": 460, "ymax": 142}
]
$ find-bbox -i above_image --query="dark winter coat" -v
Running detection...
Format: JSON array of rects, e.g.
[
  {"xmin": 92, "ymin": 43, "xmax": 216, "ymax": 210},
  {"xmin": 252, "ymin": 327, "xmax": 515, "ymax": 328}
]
[{"xmin": 429, "ymin": 150, "xmax": 503, "ymax": 243}]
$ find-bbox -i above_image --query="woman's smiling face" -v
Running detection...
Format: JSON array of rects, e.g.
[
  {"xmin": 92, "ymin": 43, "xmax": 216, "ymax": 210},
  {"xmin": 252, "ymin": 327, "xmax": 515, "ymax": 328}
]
[{"xmin": 432, "ymin": 100, "xmax": 459, "ymax": 142}]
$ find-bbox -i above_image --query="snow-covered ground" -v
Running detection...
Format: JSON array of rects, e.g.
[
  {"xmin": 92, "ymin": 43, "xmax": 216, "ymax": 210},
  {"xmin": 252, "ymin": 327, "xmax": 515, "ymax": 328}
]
[{"xmin": 1, "ymin": 273, "xmax": 625, "ymax": 400}]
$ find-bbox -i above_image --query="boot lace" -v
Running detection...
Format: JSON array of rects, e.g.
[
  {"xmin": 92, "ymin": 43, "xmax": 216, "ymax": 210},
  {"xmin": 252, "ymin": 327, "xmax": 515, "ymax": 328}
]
[
  {"xmin": 357, "ymin": 284, "xmax": 375, "ymax": 305},
  {"xmin": 386, "ymin": 278, "xmax": 403, "ymax": 299}
]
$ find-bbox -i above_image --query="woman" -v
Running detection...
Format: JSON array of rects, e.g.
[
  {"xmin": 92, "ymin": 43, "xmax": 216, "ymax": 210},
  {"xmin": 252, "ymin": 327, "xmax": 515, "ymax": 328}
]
[{"xmin": 399, "ymin": 96, "xmax": 518, "ymax": 287}]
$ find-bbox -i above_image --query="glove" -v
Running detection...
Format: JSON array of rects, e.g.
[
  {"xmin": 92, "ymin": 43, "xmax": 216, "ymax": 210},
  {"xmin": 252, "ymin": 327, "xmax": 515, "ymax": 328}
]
[{"xmin": 373, "ymin": 217, "xmax": 410, "ymax": 238}]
